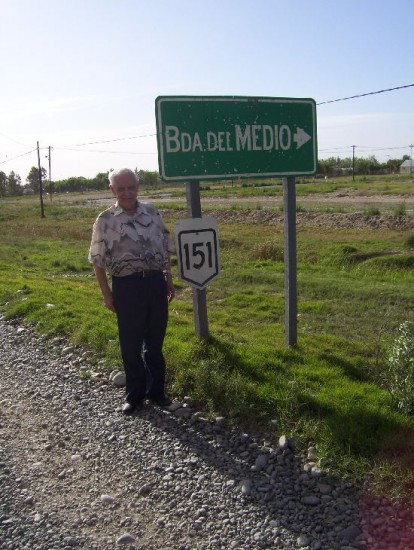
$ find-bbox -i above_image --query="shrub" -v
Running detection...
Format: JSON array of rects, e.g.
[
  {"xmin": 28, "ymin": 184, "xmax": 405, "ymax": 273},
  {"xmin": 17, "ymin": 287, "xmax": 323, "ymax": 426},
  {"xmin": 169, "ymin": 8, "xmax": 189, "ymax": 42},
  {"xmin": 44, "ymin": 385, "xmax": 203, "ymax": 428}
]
[
  {"xmin": 364, "ymin": 207, "xmax": 381, "ymax": 216},
  {"xmin": 393, "ymin": 203, "xmax": 407, "ymax": 217},
  {"xmin": 386, "ymin": 322, "xmax": 414, "ymax": 415},
  {"xmin": 405, "ymin": 233, "xmax": 414, "ymax": 249},
  {"xmin": 250, "ymin": 240, "xmax": 284, "ymax": 261}
]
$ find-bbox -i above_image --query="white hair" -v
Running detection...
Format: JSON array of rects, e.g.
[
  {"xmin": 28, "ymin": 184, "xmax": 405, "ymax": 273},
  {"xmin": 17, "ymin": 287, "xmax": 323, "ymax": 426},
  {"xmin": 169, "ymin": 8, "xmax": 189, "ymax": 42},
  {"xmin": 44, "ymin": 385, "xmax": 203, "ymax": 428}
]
[{"xmin": 108, "ymin": 168, "xmax": 139, "ymax": 187}]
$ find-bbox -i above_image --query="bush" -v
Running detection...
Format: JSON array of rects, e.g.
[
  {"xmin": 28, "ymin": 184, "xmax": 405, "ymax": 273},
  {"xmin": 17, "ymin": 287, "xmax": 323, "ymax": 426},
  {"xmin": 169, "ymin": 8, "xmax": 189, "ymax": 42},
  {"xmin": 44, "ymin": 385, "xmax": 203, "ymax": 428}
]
[
  {"xmin": 250, "ymin": 240, "xmax": 284, "ymax": 261},
  {"xmin": 393, "ymin": 203, "xmax": 407, "ymax": 216},
  {"xmin": 405, "ymin": 233, "xmax": 414, "ymax": 249},
  {"xmin": 364, "ymin": 207, "xmax": 381, "ymax": 216},
  {"xmin": 386, "ymin": 322, "xmax": 414, "ymax": 415}
]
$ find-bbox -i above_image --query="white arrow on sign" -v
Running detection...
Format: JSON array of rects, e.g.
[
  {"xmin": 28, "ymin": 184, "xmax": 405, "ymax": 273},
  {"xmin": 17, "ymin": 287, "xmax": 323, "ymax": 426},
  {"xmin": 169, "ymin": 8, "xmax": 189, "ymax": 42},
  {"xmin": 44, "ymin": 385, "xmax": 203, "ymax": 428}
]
[{"xmin": 293, "ymin": 127, "xmax": 312, "ymax": 149}]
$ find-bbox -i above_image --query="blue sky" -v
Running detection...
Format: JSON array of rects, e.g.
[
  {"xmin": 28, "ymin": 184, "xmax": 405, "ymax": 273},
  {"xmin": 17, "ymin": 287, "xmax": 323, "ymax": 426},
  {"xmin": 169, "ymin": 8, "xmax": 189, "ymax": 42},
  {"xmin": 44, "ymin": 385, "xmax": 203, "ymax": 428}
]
[{"xmin": 1, "ymin": 0, "xmax": 413, "ymax": 181}]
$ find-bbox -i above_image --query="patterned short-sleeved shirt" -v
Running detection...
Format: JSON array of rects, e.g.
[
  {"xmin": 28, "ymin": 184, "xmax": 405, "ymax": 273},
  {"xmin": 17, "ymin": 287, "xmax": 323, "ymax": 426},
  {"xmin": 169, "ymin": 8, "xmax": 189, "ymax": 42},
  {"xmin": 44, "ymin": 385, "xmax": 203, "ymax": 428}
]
[{"xmin": 88, "ymin": 202, "xmax": 174, "ymax": 277}]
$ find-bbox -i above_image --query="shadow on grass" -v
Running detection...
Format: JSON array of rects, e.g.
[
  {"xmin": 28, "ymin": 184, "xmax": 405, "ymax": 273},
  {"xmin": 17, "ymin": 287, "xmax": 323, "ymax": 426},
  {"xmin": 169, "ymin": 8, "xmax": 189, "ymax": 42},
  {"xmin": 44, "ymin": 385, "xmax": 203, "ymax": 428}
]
[
  {"xmin": 299, "ymin": 393, "xmax": 404, "ymax": 459},
  {"xmin": 318, "ymin": 352, "xmax": 370, "ymax": 382}
]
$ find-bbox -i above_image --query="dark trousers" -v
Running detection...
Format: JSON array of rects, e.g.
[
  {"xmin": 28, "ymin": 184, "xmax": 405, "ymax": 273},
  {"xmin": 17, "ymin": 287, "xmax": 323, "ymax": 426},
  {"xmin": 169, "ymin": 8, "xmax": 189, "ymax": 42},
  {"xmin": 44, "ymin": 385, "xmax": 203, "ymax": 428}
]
[{"xmin": 112, "ymin": 272, "xmax": 168, "ymax": 405}]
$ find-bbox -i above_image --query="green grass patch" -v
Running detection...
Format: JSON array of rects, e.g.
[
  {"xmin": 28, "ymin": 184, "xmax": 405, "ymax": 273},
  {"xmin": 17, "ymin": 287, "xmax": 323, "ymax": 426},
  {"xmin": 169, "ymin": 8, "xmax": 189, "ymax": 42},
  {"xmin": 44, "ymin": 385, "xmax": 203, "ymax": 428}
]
[{"xmin": 0, "ymin": 189, "xmax": 413, "ymax": 501}]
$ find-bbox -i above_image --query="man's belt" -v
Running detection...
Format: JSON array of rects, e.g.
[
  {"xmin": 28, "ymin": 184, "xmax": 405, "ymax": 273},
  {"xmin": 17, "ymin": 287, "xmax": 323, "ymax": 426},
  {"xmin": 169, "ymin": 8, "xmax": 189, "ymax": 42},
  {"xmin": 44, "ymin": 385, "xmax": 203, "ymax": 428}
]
[{"xmin": 130, "ymin": 270, "xmax": 162, "ymax": 278}]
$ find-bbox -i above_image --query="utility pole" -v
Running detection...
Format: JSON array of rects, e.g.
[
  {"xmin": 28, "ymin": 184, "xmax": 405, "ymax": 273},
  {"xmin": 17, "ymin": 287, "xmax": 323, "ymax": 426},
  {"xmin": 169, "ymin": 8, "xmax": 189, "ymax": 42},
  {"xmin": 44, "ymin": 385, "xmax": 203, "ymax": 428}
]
[
  {"xmin": 410, "ymin": 144, "xmax": 413, "ymax": 177},
  {"xmin": 352, "ymin": 145, "xmax": 356, "ymax": 181},
  {"xmin": 37, "ymin": 141, "xmax": 45, "ymax": 218}
]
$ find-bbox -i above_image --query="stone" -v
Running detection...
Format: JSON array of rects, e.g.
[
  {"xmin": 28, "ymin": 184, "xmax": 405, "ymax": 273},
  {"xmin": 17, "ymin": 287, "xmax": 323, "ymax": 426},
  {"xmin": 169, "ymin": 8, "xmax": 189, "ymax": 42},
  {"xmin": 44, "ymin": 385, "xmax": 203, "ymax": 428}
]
[
  {"xmin": 138, "ymin": 483, "xmax": 152, "ymax": 495},
  {"xmin": 278, "ymin": 435, "xmax": 289, "ymax": 450},
  {"xmin": 167, "ymin": 401, "xmax": 183, "ymax": 412},
  {"xmin": 253, "ymin": 454, "xmax": 267, "ymax": 471},
  {"xmin": 301, "ymin": 495, "xmax": 321, "ymax": 505},
  {"xmin": 318, "ymin": 483, "xmax": 333, "ymax": 494},
  {"xmin": 101, "ymin": 494, "xmax": 116, "ymax": 504},
  {"xmin": 174, "ymin": 407, "xmax": 192, "ymax": 418},
  {"xmin": 240, "ymin": 479, "xmax": 252, "ymax": 496},
  {"xmin": 297, "ymin": 533, "xmax": 310, "ymax": 547},
  {"xmin": 215, "ymin": 416, "xmax": 226, "ymax": 427},
  {"xmin": 339, "ymin": 524, "xmax": 361, "ymax": 542},
  {"xmin": 112, "ymin": 372, "xmax": 126, "ymax": 387},
  {"xmin": 116, "ymin": 533, "xmax": 135, "ymax": 544}
]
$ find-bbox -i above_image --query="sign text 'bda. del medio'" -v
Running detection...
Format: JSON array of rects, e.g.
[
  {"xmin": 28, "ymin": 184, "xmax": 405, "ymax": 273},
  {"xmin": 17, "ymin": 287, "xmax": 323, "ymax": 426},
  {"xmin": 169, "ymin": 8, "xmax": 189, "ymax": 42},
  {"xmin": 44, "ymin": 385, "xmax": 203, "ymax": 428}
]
[{"xmin": 164, "ymin": 124, "xmax": 312, "ymax": 154}]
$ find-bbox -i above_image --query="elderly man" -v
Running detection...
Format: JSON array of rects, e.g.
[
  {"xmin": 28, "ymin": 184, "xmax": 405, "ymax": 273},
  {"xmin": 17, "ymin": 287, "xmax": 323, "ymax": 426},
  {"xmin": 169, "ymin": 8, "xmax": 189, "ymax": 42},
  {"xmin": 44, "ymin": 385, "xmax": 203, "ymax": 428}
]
[{"xmin": 89, "ymin": 168, "xmax": 175, "ymax": 415}]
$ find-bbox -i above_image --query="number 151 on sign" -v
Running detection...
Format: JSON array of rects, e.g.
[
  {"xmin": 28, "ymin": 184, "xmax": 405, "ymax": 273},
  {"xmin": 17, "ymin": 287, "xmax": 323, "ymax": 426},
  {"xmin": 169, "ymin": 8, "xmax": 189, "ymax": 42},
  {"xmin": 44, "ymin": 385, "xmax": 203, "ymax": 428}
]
[{"xmin": 174, "ymin": 217, "xmax": 220, "ymax": 289}]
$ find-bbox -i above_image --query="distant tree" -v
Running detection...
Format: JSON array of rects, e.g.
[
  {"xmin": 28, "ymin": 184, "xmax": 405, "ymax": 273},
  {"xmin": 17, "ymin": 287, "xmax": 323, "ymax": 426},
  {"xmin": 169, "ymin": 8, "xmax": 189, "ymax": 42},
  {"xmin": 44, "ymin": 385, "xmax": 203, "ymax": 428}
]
[
  {"xmin": 26, "ymin": 166, "xmax": 47, "ymax": 193},
  {"xmin": 7, "ymin": 171, "xmax": 22, "ymax": 195},
  {"xmin": 0, "ymin": 171, "xmax": 6, "ymax": 197},
  {"xmin": 386, "ymin": 157, "xmax": 404, "ymax": 174},
  {"xmin": 137, "ymin": 169, "xmax": 160, "ymax": 186},
  {"xmin": 354, "ymin": 155, "xmax": 380, "ymax": 175},
  {"xmin": 92, "ymin": 172, "xmax": 110, "ymax": 190},
  {"xmin": 317, "ymin": 157, "xmax": 339, "ymax": 176}
]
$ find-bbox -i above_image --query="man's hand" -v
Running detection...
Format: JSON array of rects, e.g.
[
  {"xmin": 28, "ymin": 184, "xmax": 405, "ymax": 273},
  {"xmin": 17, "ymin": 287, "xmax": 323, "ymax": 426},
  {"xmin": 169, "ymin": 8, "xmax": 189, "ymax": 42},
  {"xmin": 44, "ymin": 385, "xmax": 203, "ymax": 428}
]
[
  {"xmin": 93, "ymin": 265, "xmax": 116, "ymax": 312},
  {"xmin": 166, "ymin": 281, "xmax": 175, "ymax": 303},
  {"xmin": 164, "ymin": 271, "xmax": 175, "ymax": 302},
  {"xmin": 103, "ymin": 292, "xmax": 116, "ymax": 312}
]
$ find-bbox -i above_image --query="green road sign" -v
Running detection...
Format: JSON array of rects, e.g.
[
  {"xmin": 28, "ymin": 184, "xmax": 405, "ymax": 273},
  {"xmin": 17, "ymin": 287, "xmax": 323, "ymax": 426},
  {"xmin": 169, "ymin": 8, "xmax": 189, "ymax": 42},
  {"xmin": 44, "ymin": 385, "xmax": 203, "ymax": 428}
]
[{"xmin": 155, "ymin": 96, "xmax": 317, "ymax": 181}]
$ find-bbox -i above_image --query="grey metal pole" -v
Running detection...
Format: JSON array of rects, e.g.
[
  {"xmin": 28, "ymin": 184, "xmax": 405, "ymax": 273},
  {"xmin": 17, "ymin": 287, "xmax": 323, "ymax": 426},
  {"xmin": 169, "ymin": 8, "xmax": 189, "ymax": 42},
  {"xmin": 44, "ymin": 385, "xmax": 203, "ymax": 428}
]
[
  {"xmin": 352, "ymin": 145, "xmax": 355, "ymax": 182},
  {"xmin": 37, "ymin": 141, "xmax": 45, "ymax": 218},
  {"xmin": 283, "ymin": 176, "xmax": 297, "ymax": 346},
  {"xmin": 48, "ymin": 146, "xmax": 52, "ymax": 202},
  {"xmin": 186, "ymin": 181, "xmax": 209, "ymax": 339}
]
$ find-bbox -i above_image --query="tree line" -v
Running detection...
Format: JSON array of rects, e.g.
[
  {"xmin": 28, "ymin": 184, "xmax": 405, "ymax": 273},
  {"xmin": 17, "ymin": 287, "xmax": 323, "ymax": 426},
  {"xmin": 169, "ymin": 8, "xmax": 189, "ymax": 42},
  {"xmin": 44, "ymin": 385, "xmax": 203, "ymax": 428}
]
[
  {"xmin": 0, "ymin": 168, "xmax": 160, "ymax": 197},
  {"xmin": 0, "ymin": 155, "xmax": 411, "ymax": 197},
  {"xmin": 317, "ymin": 155, "xmax": 411, "ymax": 177}
]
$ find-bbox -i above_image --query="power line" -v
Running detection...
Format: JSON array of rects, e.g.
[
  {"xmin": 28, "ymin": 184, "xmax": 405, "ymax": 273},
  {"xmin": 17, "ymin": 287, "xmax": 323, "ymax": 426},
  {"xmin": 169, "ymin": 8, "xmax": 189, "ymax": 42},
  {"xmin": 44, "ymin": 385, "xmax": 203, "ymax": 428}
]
[
  {"xmin": 317, "ymin": 83, "xmax": 414, "ymax": 105},
  {"xmin": 318, "ymin": 146, "xmax": 353, "ymax": 152},
  {"xmin": 70, "ymin": 132, "xmax": 157, "ymax": 147},
  {"xmin": 0, "ymin": 147, "xmax": 38, "ymax": 166},
  {"xmin": 320, "ymin": 144, "xmax": 412, "ymax": 153},
  {"xmin": 0, "ymin": 132, "xmax": 34, "ymax": 149},
  {"xmin": 355, "ymin": 144, "xmax": 412, "ymax": 151},
  {"xmin": 54, "ymin": 147, "xmax": 156, "ymax": 155}
]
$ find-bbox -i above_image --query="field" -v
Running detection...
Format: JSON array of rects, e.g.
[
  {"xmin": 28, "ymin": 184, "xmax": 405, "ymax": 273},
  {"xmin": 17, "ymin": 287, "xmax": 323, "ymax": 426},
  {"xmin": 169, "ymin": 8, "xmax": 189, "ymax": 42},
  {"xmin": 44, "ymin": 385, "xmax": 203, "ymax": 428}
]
[{"xmin": 1, "ymin": 175, "xmax": 414, "ymax": 502}]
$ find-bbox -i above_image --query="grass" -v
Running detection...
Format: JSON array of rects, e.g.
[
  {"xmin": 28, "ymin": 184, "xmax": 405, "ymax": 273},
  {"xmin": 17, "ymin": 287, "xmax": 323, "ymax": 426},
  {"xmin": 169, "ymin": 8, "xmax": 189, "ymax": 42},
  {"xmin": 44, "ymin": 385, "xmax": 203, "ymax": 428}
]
[{"xmin": 0, "ymin": 178, "xmax": 414, "ymax": 502}]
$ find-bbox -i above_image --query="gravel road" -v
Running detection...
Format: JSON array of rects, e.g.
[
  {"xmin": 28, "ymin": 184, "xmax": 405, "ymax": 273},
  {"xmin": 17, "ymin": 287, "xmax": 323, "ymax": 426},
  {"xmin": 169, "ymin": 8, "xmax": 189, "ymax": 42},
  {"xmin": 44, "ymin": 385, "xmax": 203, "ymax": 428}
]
[{"xmin": 1, "ymin": 315, "xmax": 413, "ymax": 549}]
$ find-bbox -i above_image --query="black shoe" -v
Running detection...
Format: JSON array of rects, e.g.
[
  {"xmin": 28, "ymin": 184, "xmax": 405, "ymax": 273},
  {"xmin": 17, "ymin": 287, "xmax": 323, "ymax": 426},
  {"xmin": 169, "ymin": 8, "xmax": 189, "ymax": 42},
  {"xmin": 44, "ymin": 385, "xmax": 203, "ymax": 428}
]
[
  {"xmin": 148, "ymin": 395, "xmax": 172, "ymax": 408},
  {"xmin": 122, "ymin": 402, "xmax": 143, "ymax": 416}
]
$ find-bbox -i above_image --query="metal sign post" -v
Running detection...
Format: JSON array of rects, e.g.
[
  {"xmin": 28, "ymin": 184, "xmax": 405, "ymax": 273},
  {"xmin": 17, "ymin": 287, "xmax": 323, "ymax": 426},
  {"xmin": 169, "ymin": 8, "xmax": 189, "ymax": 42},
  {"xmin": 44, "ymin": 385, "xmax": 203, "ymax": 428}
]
[
  {"xmin": 283, "ymin": 177, "xmax": 297, "ymax": 346},
  {"xmin": 186, "ymin": 181, "xmax": 209, "ymax": 339}
]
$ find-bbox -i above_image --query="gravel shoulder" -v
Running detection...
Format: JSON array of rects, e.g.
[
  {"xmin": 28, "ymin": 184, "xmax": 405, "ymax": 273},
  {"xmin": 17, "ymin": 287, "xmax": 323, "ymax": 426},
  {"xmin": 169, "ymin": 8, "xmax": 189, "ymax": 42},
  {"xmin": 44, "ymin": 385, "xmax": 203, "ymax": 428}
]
[{"xmin": 1, "ymin": 316, "xmax": 414, "ymax": 549}]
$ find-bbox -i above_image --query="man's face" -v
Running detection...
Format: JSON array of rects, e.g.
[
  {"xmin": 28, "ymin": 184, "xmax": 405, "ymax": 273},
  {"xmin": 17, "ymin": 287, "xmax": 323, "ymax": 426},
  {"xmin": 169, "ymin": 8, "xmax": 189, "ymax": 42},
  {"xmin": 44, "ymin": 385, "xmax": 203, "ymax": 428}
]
[{"xmin": 111, "ymin": 173, "xmax": 139, "ymax": 212}]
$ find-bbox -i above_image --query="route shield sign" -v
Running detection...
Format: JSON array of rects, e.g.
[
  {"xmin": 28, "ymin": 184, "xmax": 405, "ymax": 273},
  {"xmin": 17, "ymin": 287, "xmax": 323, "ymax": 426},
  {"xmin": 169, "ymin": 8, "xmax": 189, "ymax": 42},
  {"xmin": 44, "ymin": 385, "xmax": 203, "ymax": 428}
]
[
  {"xmin": 155, "ymin": 95, "xmax": 317, "ymax": 181},
  {"xmin": 175, "ymin": 217, "xmax": 220, "ymax": 289}
]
